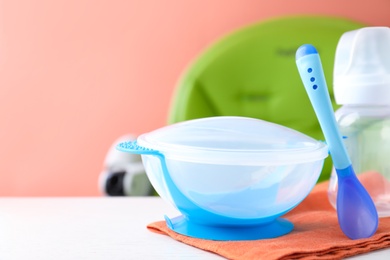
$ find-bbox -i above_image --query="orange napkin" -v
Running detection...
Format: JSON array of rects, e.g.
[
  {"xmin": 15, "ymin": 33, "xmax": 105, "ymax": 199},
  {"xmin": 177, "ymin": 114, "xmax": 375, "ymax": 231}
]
[{"xmin": 147, "ymin": 177, "xmax": 390, "ymax": 260}]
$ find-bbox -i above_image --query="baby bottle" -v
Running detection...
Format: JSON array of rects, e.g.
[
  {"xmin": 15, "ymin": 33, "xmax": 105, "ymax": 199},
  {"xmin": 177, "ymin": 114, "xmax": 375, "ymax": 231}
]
[{"xmin": 328, "ymin": 26, "xmax": 390, "ymax": 217}]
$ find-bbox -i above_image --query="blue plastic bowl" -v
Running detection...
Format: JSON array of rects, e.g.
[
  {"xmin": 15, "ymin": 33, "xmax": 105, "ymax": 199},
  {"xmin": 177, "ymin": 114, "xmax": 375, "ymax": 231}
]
[{"xmin": 118, "ymin": 116, "xmax": 328, "ymax": 240}]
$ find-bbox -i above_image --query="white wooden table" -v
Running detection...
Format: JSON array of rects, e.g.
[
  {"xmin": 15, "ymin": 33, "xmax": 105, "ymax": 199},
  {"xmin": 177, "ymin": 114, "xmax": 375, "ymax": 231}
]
[{"xmin": 0, "ymin": 197, "xmax": 388, "ymax": 259}]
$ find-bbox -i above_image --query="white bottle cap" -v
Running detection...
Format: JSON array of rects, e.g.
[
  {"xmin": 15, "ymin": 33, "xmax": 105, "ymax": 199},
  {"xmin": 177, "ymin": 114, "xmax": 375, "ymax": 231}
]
[{"xmin": 333, "ymin": 27, "xmax": 390, "ymax": 105}]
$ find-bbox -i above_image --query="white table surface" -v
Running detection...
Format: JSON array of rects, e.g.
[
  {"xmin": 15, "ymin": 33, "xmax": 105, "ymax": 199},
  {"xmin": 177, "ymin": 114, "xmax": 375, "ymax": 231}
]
[{"xmin": 0, "ymin": 197, "xmax": 388, "ymax": 260}]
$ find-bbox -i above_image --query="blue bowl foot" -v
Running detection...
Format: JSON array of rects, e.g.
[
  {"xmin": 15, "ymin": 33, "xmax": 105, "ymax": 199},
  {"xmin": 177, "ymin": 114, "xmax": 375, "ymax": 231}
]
[{"xmin": 164, "ymin": 215, "xmax": 293, "ymax": 241}]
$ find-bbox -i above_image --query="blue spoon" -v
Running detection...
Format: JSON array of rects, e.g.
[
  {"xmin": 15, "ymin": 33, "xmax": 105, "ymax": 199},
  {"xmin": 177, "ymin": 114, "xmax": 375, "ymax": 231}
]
[{"xmin": 295, "ymin": 44, "xmax": 378, "ymax": 239}]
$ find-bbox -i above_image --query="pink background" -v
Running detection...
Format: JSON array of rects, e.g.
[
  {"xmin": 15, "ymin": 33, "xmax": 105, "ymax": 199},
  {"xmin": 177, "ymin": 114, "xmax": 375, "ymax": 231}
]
[{"xmin": 0, "ymin": 0, "xmax": 389, "ymax": 196}]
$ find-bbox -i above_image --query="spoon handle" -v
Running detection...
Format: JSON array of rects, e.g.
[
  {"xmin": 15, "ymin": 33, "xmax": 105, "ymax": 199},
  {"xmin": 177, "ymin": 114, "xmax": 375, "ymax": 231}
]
[{"xmin": 295, "ymin": 44, "xmax": 351, "ymax": 170}]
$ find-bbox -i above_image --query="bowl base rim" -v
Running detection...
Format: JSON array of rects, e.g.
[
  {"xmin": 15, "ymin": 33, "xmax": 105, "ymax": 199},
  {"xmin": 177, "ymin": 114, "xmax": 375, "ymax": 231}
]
[{"xmin": 164, "ymin": 214, "xmax": 293, "ymax": 241}]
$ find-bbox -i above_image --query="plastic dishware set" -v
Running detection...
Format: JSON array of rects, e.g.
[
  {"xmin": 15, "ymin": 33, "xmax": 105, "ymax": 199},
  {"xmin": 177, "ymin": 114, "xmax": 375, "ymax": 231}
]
[{"xmin": 118, "ymin": 27, "xmax": 389, "ymax": 241}]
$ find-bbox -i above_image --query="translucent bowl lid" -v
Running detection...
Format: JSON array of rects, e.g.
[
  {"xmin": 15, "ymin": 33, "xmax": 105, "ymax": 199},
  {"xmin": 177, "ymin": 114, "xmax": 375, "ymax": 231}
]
[{"xmin": 137, "ymin": 116, "xmax": 328, "ymax": 165}]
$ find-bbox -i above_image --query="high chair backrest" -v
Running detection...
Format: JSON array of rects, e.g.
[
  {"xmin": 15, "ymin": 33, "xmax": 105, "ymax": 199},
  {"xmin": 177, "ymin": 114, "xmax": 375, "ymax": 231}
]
[{"xmin": 168, "ymin": 16, "xmax": 364, "ymax": 182}]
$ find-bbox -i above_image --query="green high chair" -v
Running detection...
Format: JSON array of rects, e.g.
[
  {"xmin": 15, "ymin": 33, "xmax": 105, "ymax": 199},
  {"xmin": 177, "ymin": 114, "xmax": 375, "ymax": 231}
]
[{"xmin": 168, "ymin": 16, "xmax": 364, "ymax": 182}]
